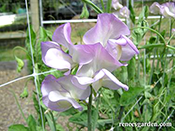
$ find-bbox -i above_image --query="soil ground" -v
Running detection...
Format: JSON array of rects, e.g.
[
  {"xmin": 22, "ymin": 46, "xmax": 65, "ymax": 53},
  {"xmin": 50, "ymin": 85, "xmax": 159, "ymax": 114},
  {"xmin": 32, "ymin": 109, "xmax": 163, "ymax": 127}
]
[
  {"xmin": 0, "ymin": 61, "xmax": 88, "ymax": 131},
  {"xmin": 0, "ymin": 61, "xmax": 35, "ymax": 131}
]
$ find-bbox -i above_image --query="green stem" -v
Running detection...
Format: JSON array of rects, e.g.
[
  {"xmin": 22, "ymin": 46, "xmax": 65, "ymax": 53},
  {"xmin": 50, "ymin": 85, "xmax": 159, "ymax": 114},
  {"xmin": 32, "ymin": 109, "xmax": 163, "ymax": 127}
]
[
  {"xmin": 50, "ymin": 112, "xmax": 56, "ymax": 131},
  {"xmin": 106, "ymin": 0, "xmax": 112, "ymax": 13},
  {"xmin": 132, "ymin": 26, "xmax": 166, "ymax": 45},
  {"xmin": 138, "ymin": 44, "xmax": 165, "ymax": 49},
  {"xmin": 143, "ymin": 46, "xmax": 146, "ymax": 86},
  {"xmin": 169, "ymin": 19, "xmax": 173, "ymax": 40},
  {"xmin": 82, "ymin": 0, "xmax": 103, "ymax": 14},
  {"xmin": 137, "ymin": 55, "xmax": 141, "ymax": 86},
  {"xmin": 167, "ymin": 59, "xmax": 174, "ymax": 89},
  {"xmin": 88, "ymin": 87, "xmax": 93, "ymax": 131},
  {"xmin": 162, "ymin": 19, "xmax": 174, "ymax": 88},
  {"xmin": 118, "ymin": 106, "xmax": 125, "ymax": 121},
  {"xmin": 10, "ymin": 89, "xmax": 27, "ymax": 122},
  {"xmin": 149, "ymin": 15, "xmax": 162, "ymax": 84},
  {"xmin": 100, "ymin": 0, "xmax": 105, "ymax": 12},
  {"xmin": 167, "ymin": 33, "xmax": 175, "ymax": 45},
  {"xmin": 166, "ymin": 45, "xmax": 175, "ymax": 50},
  {"xmin": 13, "ymin": 46, "xmax": 31, "ymax": 61},
  {"xmin": 101, "ymin": 91, "xmax": 115, "ymax": 112}
]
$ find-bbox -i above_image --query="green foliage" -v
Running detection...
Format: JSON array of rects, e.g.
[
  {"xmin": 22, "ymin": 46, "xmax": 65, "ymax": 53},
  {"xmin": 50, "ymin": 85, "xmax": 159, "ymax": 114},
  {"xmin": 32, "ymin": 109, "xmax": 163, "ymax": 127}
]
[
  {"xmin": 106, "ymin": 0, "xmax": 112, "ymax": 13},
  {"xmin": 20, "ymin": 86, "xmax": 28, "ymax": 98},
  {"xmin": 27, "ymin": 115, "xmax": 37, "ymax": 131},
  {"xmin": 129, "ymin": 0, "xmax": 135, "ymax": 24},
  {"xmin": 127, "ymin": 58, "xmax": 136, "ymax": 81},
  {"xmin": 69, "ymin": 107, "xmax": 99, "ymax": 129},
  {"xmin": 8, "ymin": 124, "xmax": 29, "ymax": 131},
  {"xmin": 80, "ymin": 3, "xmax": 89, "ymax": 19},
  {"xmin": 82, "ymin": 0, "xmax": 103, "ymax": 14},
  {"xmin": 15, "ymin": 56, "xmax": 24, "ymax": 72},
  {"xmin": 120, "ymin": 87, "xmax": 144, "ymax": 106},
  {"xmin": 138, "ymin": 6, "xmax": 149, "ymax": 22}
]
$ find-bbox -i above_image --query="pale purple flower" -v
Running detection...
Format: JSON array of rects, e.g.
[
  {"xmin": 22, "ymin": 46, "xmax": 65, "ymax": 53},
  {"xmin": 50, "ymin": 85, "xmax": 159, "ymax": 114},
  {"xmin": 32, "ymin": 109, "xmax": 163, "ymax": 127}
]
[
  {"xmin": 41, "ymin": 41, "xmax": 73, "ymax": 72},
  {"xmin": 41, "ymin": 23, "xmax": 95, "ymax": 74},
  {"xmin": 150, "ymin": 2, "xmax": 162, "ymax": 15},
  {"xmin": 114, "ymin": 6, "xmax": 130, "ymax": 18},
  {"xmin": 71, "ymin": 43, "xmax": 128, "ymax": 92},
  {"xmin": 76, "ymin": 43, "xmax": 125, "ymax": 78},
  {"xmin": 161, "ymin": 2, "xmax": 175, "ymax": 18},
  {"xmin": 112, "ymin": 0, "xmax": 123, "ymax": 10},
  {"xmin": 41, "ymin": 75, "xmax": 90, "ymax": 112},
  {"xmin": 52, "ymin": 23, "xmax": 73, "ymax": 49},
  {"xmin": 172, "ymin": 28, "xmax": 175, "ymax": 34},
  {"xmin": 72, "ymin": 69, "xmax": 128, "ymax": 92},
  {"xmin": 83, "ymin": 13, "xmax": 139, "ymax": 62},
  {"xmin": 41, "ymin": 23, "xmax": 73, "ymax": 73},
  {"xmin": 150, "ymin": 2, "xmax": 175, "ymax": 18},
  {"xmin": 41, "ymin": 13, "xmax": 137, "ymax": 109},
  {"xmin": 119, "ymin": 6, "xmax": 130, "ymax": 18}
]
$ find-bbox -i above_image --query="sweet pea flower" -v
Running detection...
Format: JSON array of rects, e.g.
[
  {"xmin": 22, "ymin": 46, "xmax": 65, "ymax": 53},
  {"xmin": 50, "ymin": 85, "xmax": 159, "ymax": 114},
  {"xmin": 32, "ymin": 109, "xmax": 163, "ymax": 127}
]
[
  {"xmin": 41, "ymin": 23, "xmax": 95, "ymax": 74},
  {"xmin": 72, "ymin": 43, "xmax": 128, "ymax": 92},
  {"xmin": 41, "ymin": 23, "xmax": 73, "ymax": 73},
  {"xmin": 41, "ymin": 16, "xmax": 131, "ymax": 74},
  {"xmin": 41, "ymin": 75, "xmax": 90, "ymax": 112},
  {"xmin": 150, "ymin": 2, "xmax": 175, "ymax": 19},
  {"xmin": 114, "ymin": 6, "xmax": 130, "ymax": 18},
  {"xmin": 172, "ymin": 28, "xmax": 175, "ymax": 33},
  {"xmin": 119, "ymin": 6, "xmax": 130, "ymax": 18},
  {"xmin": 150, "ymin": 2, "xmax": 162, "ymax": 15},
  {"xmin": 73, "ymin": 68, "xmax": 129, "ymax": 92},
  {"xmin": 161, "ymin": 2, "xmax": 175, "ymax": 18},
  {"xmin": 112, "ymin": 0, "xmax": 123, "ymax": 10},
  {"xmin": 83, "ymin": 13, "xmax": 139, "ymax": 62},
  {"xmin": 41, "ymin": 41, "xmax": 73, "ymax": 73},
  {"xmin": 112, "ymin": 0, "xmax": 130, "ymax": 19}
]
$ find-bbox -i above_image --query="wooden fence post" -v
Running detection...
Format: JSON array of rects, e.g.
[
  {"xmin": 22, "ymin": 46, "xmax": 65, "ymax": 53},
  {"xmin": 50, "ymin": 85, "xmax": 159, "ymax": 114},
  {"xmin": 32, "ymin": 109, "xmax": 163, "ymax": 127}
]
[{"xmin": 30, "ymin": 0, "xmax": 40, "ymax": 32}]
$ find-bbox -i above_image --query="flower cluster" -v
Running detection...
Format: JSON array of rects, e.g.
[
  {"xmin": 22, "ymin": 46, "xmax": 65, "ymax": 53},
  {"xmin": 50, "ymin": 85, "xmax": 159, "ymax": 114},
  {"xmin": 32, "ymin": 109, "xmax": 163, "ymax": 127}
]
[
  {"xmin": 112, "ymin": 0, "xmax": 130, "ymax": 18},
  {"xmin": 150, "ymin": 2, "xmax": 175, "ymax": 19},
  {"xmin": 41, "ymin": 13, "xmax": 139, "ymax": 112}
]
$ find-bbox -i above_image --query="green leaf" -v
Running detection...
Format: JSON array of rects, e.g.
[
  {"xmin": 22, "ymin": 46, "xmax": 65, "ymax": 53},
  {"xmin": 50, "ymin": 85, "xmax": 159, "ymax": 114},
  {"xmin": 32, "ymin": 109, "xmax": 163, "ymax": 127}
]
[
  {"xmin": 45, "ymin": 113, "xmax": 57, "ymax": 131},
  {"xmin": 149, "ymin": 36, "xmax": 157, "ymax": 44},
  {"xmin": 144, "ymin": 91, "xmax": 152, "ymax": 98},
  {"xmin": 69, "ymin": 107, "xmax": 98, "ymax": 129},
  {"xmin": 127, "ymin": 57, "xmax": 136, "ymax": 80},
  {"xmin": 46, "ymin": 30, "xmax": 53, "ymax": 40},
  {"xmin": 106, "ymin": 0, "xmax": 112, "ymax": 13},
  {"xmin": 32, "ymin": 93, "xmax": 46, "ymax": 127},
  {"xmin": 138, "ymin": 6, "xmax": 149, "ymax": 22},
  {"xmin": 8, "ymin": 124, "xmax": 29, "ymax": 131},
  {"xmin": 50, "ymin": 70, "xmax": 63, "ymax": 78},
  {"xmin": 15, "ymin": 56, "xmax": 24, "ymax": 72},
  {"xmin": 40, "ymin": 27, "xmax": 47, "ymax": 41},
  {"xmin": 56, "ymin": 124, "xmax": 65, "ymax": 131},
  {"xmin": 71, "ymin": 65, "xmax": 79, "ymax": 75},
  {"xmin": 26, "ymin": 25, "xmax": 36, "ymax": 48},
  {"xmin": 120, "ymin": 66, "xmax": 128, "ymax": 84},
  {"xmin": 119, "ymin": 87, "xmax": 144, "ymax": 106},
  {"xmin": 129, "ymin": 0, "xmax": 135, "ymax": 24},
  {"xmin": 20, "ymin": 86, "xmax": 28, "ymax": 98},
  {"xmin": 26, "ymin": 25, "xmax": 36, "ymax": 61},
  {"xmin": 36, "ymin": 126, "xmax": 43, "ymax": 131},
  {"xmin": 60, "ymin": 107, "xmax": 78, "ymax": 117},
  {"xmin": 80, "ymin": 3, "xmax": 89, "ymax": 19},
  {"xmin": 27, "ymin": 115, "xmax": 37, "ymax": 131}
]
